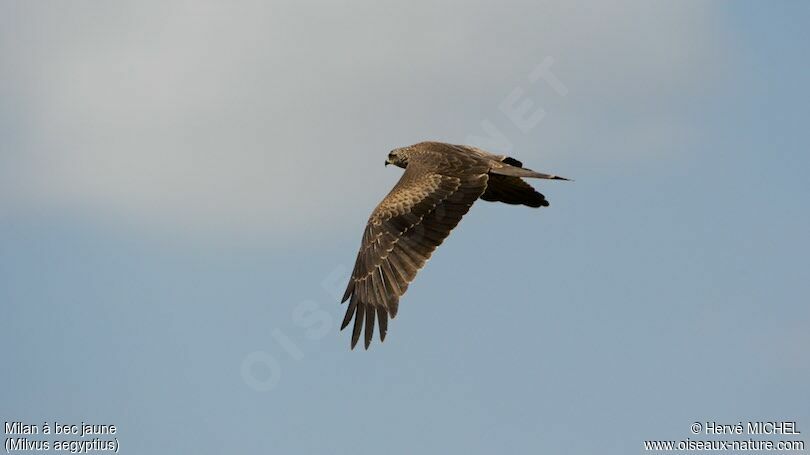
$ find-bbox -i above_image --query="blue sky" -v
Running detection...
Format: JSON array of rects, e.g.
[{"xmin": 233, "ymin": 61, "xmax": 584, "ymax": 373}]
[{"xmin": 2, "ymin": 1, "xmax": 809, "ymax": 453}]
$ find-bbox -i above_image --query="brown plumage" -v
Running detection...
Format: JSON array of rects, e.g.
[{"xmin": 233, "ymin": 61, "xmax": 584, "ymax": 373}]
[{"xmin": 341, "ymin": 141, "xmax": 568, "ymax": 349}]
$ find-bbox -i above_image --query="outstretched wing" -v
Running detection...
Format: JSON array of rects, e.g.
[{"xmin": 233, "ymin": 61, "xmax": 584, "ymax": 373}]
[
  {"xmin": 480, "ymin": 174, "xmax": 549, "ymax": 207},
  {"xmin": 341, "ymin": 153, "xmax": 489, "ymax": 349}
]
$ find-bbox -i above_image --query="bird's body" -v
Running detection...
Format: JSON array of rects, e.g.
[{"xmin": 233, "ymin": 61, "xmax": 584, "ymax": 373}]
[{"xmin": 341, "ymin": 141, "xmax": 568, "ymax": 349}]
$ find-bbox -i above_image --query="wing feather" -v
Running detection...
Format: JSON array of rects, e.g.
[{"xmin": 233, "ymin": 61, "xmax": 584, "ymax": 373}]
[
  {"xmin": 364, "ymin": 302, "xmax": 375, "ymax": 349},
  {"xmin": 377, "ymin": 307, "xmax": 388, "ymax": 342},
  {"xmin": 341, "ymin": 292, "xmax": 358, "ymax": 330},
  {"xmin": 351, "ymin": 301, "xmax": 365, "ymax": 349}
]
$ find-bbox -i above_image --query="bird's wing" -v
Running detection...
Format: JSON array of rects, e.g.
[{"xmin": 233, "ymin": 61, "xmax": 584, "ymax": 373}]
[
  {"xmin": 480, "ymin": 174, "xmax": 549, "ymax": 207},
  {"xmin": 341, "ymin": 152, "xmax": 489, "ymax": 349}
]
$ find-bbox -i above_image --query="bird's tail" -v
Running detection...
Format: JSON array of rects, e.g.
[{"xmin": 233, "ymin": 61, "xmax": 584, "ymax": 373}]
[{"xmin": 490, "ymin": 164, "xmax": 570, "ymax": 181}]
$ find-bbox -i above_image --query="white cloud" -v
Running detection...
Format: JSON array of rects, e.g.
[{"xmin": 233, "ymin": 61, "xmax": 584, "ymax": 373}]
[{"xmin": 1, "ymin": 0, "xmax": 727, "ymax": 241}]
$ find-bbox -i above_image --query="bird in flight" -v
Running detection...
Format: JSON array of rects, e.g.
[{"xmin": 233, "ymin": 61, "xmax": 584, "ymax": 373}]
[{"xmin": 341, "ymin": 141, "xmax": 569, "ymax": 349}]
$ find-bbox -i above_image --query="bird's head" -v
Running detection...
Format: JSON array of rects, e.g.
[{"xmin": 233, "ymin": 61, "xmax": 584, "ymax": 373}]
[{"xmin": 385, "ymin": 148, "xmax": 410, "ymax": 169}]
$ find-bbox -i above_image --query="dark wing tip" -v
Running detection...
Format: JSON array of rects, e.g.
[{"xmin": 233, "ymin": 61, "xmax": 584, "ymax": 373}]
[
  {"xmin": 527, "ymin": 199, "xmax": 550, "ymax": 208},
  {"xmin": 344, "ymin": 297, "xmax": 390, "ymax": 350},
  {"xmin": 341, "ymin": 281, "xmax": 354, "ymax": 303},
  {"xmin": 340, "ymin": 293, "xmax": 358, "ymax": 330},
  {"xmin": 351, "ymin": 302, "xmax": 365, "ymax": 349},
  {"xmin": 364, "ymin": 305, "xmax": 375, "ymax": 350},
  {"xmin": 377, "ymin": 307, "xmax": 388, "ymax": 342}
]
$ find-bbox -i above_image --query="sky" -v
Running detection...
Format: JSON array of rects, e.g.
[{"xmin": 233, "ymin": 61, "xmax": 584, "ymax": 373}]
[{"xmin": 2, "ymin": 1, "xmax": 809, "ymax": 453}]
